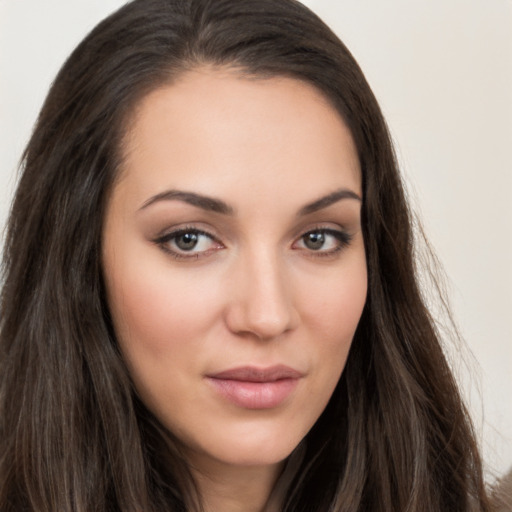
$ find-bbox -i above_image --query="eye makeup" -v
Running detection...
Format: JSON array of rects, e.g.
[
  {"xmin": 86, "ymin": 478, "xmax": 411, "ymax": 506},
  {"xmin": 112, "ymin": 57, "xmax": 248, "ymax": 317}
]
[
  {"xmin": 293, "ymin": 227, "xmax": 353, "ymax": 258},
  {"xmin": 152, "ymin": 223, "xmax": 354, "ymax": 262},
  {"xmin": 153, "ymin": 226, "xmax": 225, "ymax": 260}
]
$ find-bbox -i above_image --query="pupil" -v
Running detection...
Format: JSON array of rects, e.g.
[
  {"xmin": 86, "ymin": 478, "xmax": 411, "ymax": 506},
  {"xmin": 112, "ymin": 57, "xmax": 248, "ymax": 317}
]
[
  {"xmin": 176, "ymin": 232, "xmax": 198, "ymax": 251},
  {"xmin": 305, "ymin": 232, "xmax": 325, "ymax": 250}
]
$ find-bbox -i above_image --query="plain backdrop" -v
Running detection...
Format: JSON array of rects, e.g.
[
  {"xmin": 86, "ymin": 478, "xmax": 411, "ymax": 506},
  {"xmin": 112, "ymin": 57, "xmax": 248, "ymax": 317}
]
[{"xmin": 0, "ymin": 0, "xmax": 511, "ymax": 478}]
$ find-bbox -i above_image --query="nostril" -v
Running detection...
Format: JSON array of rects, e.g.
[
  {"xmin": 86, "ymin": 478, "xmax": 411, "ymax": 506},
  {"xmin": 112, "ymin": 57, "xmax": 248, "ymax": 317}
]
[{"xmin": 225, "ymin": 305, "xmax": 297, "ymax": 341}]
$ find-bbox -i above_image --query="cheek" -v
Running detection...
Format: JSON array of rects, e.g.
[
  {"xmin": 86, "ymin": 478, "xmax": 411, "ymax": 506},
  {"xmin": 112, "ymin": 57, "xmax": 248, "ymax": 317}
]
[
  {"xmin": 103, "ymin": 256, "xmax": 226, "ymax": 418},
  {"xmin": 301, "ymin": 253, "xmax": 367, "ymax": 340},
  {"xmin": 302, "ymin": 255, "xmax": 367, "ymax": 386},
  {"xmin": 286, "ymin": 266, "xmax": 365, "ymax": 446},
  {"xmin": 105, "ymin": 254, "xmax": 223, "ymax": 357}
]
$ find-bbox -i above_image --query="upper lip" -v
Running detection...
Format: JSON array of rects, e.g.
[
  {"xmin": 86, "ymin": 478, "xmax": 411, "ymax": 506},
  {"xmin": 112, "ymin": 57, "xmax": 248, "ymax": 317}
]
[{"xmin": 207, "ymin": 365, "xmax": 303, "ymax": 382}]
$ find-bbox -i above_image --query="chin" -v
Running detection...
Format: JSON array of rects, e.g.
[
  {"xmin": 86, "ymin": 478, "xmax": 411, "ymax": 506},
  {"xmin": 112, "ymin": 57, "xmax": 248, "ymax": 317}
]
[
  {"xmin": 181, "ymin": 419, "xmax": 308, "ymax": 469},
  {"xmin": 217, "ymin": 440, "xmax": 299, "ymax": 467}
]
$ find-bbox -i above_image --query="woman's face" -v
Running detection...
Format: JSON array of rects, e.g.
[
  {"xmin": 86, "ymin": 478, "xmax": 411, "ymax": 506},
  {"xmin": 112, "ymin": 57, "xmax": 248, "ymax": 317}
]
[{"xmin": 102, "ymin": 68, "xmax": 367, "ymax": 470}]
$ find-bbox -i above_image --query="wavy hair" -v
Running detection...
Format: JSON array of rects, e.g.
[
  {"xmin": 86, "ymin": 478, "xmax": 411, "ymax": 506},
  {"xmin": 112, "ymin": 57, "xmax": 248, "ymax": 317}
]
[{"xmin": 0, "ymin": 0, "xmax": 489, "ymax": 510}]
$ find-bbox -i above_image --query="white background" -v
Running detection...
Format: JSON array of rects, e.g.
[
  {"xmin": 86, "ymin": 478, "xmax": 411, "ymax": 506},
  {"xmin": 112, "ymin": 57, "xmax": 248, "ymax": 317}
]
[{"xmin": 1, "ymin": 0, "xmax": 511, "ymax": 479}]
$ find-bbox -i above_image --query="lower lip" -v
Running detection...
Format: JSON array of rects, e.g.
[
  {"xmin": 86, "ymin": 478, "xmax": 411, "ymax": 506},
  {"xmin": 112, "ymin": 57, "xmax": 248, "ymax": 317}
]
[{"xmin": 206, "ymin": 377, "xmax": 300, "ymax": 409}]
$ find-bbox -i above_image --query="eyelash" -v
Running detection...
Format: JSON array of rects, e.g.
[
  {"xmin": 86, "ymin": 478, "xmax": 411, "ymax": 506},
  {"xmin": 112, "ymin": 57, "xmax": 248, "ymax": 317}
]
[
  {"xmin": 294, "ymin": 228, "xmax": 353, "ymax": 258},
  {"xmin": 154, "ymin": 226, "xmax": 222, "ymax": 260},
  {"xmin": 154, "ymin": 225, "xmax": 353, "ymax": 261}
]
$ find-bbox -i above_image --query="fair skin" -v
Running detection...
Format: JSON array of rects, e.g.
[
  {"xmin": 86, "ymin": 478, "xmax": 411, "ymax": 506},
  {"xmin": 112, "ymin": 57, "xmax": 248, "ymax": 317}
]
[{"xmin": 102, "ymin": 67, "xmax": 367, "ymax": 512}]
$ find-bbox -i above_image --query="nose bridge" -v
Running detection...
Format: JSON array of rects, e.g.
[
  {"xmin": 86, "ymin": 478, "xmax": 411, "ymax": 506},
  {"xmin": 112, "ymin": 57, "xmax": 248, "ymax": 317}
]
[{"xmin": 226, "ymin": 243, "xmax": 297, "ymax": 340}]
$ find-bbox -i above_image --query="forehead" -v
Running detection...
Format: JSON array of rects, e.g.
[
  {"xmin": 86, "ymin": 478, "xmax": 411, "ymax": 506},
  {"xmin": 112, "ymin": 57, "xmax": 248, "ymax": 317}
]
[{"xmin": 117, "ymin": 67, "xmax": 361, "ymax": 208}]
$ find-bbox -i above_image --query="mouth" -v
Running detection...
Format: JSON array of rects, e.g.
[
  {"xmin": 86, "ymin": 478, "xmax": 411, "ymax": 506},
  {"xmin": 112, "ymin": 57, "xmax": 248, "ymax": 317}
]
[{"xmin": 205, "ymin": 365, "xmax": 303, "ymax": 410}]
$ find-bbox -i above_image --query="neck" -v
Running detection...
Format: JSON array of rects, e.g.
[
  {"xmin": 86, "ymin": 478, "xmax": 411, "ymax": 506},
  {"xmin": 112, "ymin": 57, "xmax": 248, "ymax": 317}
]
[{"xmin": 186, "ymin": 455, "xmax": 285, "ymax": 512}]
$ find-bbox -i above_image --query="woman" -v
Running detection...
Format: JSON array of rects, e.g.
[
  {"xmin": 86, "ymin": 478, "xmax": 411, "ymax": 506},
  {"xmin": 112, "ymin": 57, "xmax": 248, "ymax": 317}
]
[{"xmin": 0, "ymin": 0, "xmax": 490, "ymax": 510}]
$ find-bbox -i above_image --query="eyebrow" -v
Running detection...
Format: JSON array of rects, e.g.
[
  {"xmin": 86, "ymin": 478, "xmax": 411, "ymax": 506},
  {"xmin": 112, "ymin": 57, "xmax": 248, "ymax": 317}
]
[
  {"xmin": 140, "ymin": 190, "xmax": 235, "ymax": 215},
  {"xmin": 139, "ymin": 187, "xmax": 361, "ymax": 216},
  {"xmin": 298, "ymin": 188, "xmax": 361, "ymax": 216}
]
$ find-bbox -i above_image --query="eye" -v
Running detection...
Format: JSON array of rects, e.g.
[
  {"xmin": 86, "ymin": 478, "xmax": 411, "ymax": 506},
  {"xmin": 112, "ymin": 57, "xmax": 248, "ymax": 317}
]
[
  {"xmin": 294, "ymin": 228, "xmax": 352, "ymax": 255},
  {"xmin": 154, "ymin": 228, "xmax": 223, "ymax": 259}
]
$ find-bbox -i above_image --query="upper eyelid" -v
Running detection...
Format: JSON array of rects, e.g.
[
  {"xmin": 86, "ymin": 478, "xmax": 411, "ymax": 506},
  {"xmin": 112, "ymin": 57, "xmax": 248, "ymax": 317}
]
[
  {"xmin": 155, "ymin": 224, "xmax": 219, "ymax": 242},
  {"xmin": 291, "ymin": 223, "xmax": 350, "ymax": 240}
]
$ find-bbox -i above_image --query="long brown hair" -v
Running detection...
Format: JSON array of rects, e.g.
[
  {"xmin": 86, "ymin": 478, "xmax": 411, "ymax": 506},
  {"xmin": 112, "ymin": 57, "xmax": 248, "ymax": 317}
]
[{"xmin": 0, "ymin": 0, "xmax": 489, "ymax": 510}]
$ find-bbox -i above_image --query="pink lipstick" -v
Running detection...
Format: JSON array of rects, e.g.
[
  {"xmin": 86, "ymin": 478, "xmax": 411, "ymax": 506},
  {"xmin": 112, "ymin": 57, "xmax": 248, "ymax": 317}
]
[{"xmin": 206, "ymin": 365, "xmax": 302, "ymax": 409}]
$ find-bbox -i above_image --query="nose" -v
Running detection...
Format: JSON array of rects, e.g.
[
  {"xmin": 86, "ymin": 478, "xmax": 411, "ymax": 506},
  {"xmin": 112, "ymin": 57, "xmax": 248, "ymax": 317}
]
[{"xmin": 224, "ymin": 249, "xmax": 299, "ymax": 341}]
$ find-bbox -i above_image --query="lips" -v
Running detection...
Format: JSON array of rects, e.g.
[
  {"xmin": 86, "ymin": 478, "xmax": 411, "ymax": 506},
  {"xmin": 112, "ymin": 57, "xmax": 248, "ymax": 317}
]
[{"xmin": 206, "ymin": 365, "xmax": 303, "ymax": 409}]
